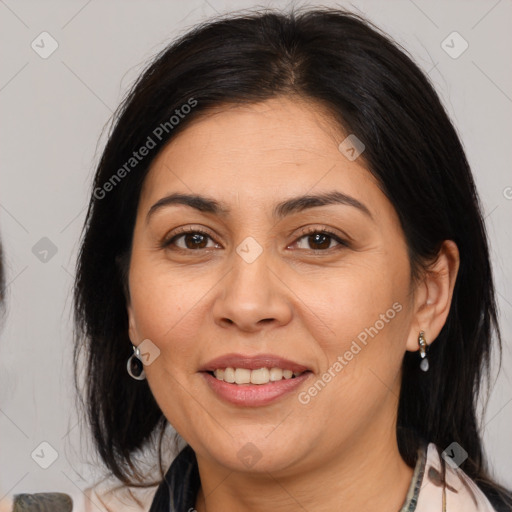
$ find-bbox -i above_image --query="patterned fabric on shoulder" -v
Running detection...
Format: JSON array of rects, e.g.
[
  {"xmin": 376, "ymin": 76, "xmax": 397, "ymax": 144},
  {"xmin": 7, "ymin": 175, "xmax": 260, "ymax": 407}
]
[{"xmin": 415, "ymin": 443, "xmax": 498, "ymax": 511}]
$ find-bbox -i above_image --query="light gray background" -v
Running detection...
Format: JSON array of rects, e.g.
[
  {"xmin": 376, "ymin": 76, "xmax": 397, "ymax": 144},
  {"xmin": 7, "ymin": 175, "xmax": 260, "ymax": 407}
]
[{"xmin": 1, "ymin": 0, "xmax": 511, "ymax": 500}]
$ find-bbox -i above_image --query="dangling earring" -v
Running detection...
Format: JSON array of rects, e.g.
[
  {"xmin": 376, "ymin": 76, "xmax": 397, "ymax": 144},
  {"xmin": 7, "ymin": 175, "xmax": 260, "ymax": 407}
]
[
  {"xmin": 418, "ymin": 331, "xmax": 429, "ymax": 372},
  {"xmin": 127, "ymin": 345, "xmax": 146, "ymax": 380}
]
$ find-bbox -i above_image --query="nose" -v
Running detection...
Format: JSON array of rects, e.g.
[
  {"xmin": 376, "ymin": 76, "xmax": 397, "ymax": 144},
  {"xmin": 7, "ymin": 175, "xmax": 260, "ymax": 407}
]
[{"xmin": 212, "ymin": 247, "xmax": 293, "ymax": 333}]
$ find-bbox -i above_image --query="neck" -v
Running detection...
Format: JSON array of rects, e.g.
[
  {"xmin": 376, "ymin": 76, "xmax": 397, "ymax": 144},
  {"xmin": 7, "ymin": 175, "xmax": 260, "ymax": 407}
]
[{"xmin": 194, "ymin": 418, "xmax": 414, "ymax": 512}]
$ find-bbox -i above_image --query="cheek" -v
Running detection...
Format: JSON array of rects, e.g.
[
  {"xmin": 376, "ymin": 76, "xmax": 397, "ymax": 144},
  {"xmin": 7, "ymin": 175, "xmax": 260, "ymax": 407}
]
[
  {"xmin": 304, "ymin": 260, "xmax": 411, "ymax": 407},
  {"xmin": 128, "ymin": 267, "xmax": 210, "ymax": 427},
  {"xmin": 311, "ymin": 261, "xmax": 408, "ymax": 352},
  {"xmin": 127, "ymin": 258, "xmax": 207, "ymax": 366},
  {"xmin": 302, "ymin": 288, "xmax": 410, "ymax": 436}
]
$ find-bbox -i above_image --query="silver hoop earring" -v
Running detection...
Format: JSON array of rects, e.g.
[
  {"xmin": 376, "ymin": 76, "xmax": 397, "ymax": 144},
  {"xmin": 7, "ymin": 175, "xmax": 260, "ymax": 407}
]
[
  {"xmin": 418, "ymin": 331, "xmax": 429, "ymax": 372},
  {"xmin": 127, "ymin": 345, "xmax": 146, "ymax": 380}
]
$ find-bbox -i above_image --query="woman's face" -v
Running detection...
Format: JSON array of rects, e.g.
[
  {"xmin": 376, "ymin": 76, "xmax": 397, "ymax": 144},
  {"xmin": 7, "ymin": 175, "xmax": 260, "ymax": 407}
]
[{"xmin": 127, "ymin": 96, "xmax": 420, "ymax": 474}]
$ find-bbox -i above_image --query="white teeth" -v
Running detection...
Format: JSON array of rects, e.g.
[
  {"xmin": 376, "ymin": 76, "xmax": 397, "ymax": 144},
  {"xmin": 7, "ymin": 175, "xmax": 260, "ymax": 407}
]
[
  {"xmin": 212, "ymin": 367, "xmax": 305, "ymax": 385},
  {"xmin": 234, "ymin": 368, "xmax": 251, "ymax": 384},
  {"xmin": 269, "ymin": 367, "xmax": 283, "ymax": 381},
  {"xmin": 223, "ymin": 367, "xmax": 235, "ymax": 383},
  {"xmin": 250, "ymin": 368, "xmax": 269, "ymax": 384}
]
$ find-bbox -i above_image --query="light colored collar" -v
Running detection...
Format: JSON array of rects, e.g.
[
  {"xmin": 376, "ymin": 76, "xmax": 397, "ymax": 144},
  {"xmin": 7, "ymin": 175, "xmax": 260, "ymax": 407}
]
[{"xmin": 410, "ymin": 443, "xmax": 496, "ymax": 511}]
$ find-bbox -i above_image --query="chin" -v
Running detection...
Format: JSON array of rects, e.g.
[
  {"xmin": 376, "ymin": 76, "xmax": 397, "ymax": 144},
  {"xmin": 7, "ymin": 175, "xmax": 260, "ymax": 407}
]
[{"xmin": 204, "ymin": 435, "xmax": 307, "ymax": 474}]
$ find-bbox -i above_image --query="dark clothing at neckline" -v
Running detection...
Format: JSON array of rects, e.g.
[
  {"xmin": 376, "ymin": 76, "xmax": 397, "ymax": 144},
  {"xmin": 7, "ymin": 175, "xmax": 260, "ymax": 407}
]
[{"xmin": 148, "ymin": 443, "xmax": 427, "ymax": 512}]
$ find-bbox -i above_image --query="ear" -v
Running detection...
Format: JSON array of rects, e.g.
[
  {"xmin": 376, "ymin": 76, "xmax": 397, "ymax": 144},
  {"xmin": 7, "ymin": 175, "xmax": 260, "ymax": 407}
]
[
  {"xmin": 127, "ymin": 303, "xmax": 139, "ymax": 345},
  {"xmin": 405, "ymin": 240, "xmax": 460, "ymax": 352}
]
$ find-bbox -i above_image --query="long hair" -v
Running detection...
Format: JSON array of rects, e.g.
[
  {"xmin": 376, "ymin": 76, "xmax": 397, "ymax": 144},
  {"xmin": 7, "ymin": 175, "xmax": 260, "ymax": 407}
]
[{"xmin": 73, "ymin": 7, "xmax": 511, "ymax": 505}]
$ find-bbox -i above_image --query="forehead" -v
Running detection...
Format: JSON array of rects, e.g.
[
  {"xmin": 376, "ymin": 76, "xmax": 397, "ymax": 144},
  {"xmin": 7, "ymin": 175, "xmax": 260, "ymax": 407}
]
[{"xmin": 139, "ymin": 97, "xmax": 380, "ymax": 211}]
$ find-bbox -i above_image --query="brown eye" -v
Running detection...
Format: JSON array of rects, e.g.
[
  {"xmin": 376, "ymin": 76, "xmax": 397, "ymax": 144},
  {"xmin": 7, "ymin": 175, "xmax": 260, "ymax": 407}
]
[
  {"xmin": 305, "ymin": 233, "xmax": 333, "ymax": 250},
  {"xmin": 179, "ymin": 232, "xmax": 210, "ymax": 249},
  {"xmin": 293, "ymin": 229, "xmax": 348, "ymax": 252},
  {"xmin": 163, "ymin": 229, "xmax": 219, "ymax": 251}
]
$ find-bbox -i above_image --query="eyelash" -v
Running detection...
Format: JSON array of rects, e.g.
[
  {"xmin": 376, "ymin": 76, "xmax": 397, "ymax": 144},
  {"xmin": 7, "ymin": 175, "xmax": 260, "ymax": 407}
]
[{"xmin": 161, "ymin": 225, "xmax": 349, "ymax": 253}]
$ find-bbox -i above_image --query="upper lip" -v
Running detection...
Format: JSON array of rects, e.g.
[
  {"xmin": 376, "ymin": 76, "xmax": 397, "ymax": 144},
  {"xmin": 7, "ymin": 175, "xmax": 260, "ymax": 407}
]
[{"xmin": 199, "ymin": 353, "xmax": 311, "ymax": 373}]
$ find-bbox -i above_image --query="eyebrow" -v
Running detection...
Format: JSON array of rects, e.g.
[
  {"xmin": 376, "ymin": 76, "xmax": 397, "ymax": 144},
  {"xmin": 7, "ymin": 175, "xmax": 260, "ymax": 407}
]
[{"xmin": 146, "ymin": 191, "xmax": 372, "ymax": 223}]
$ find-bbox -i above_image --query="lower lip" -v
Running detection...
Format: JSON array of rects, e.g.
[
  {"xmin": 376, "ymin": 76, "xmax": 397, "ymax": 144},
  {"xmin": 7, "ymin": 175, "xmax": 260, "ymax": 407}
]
[{"xmin": 201, "ymin": 371, "xmax": 312, "ymax": 407}]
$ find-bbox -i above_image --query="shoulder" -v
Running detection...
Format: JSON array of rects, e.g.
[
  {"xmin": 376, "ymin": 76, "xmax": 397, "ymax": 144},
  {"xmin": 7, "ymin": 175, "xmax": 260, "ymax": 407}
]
[
  {"xmin": 0, "ymin": 477, "xmax": 158, "ymax": 512},
  {"xmin": 416, "ymin": 443, "xmax": 508, "ymax": 512},
  {"xmin": 83, "ymin": 475, "xmax": 159, "ymax": 511}
]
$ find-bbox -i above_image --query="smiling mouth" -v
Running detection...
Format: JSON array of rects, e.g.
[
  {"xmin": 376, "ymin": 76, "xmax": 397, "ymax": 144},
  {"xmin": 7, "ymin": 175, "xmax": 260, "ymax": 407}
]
[{"xmin": 205, "ymin": 367, "xmax": 311, "ymax": 385}]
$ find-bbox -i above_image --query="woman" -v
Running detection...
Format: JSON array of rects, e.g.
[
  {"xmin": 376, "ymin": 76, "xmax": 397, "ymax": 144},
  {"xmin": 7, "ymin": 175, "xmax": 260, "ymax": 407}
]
[{"xmin": 8, "ymin": 7, "xmax": 512, "ymax": 512}]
